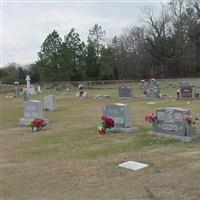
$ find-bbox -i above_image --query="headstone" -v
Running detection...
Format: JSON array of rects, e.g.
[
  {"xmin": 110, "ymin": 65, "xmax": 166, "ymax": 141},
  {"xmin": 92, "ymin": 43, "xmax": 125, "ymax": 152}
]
[
  {"xmin": 178, "ymin": 82, "xmax": 199, "ymax": 99},
  {"xmin": 19, "ymin": 100, "xmax": 46, "ymax": 125},
  {"xmin": 66, "ymin": 83, "xmax": 74, "ymax": 91},
  {"xmin": 14, "ymin": 81, "xmax": 20, "ymax": 97},
  {"xmin": 146, "ymin": 87, "xmax": 160, "ymax": 99},
  {"xmin": 25, "ymin": 75, "xmax": 31, "ymax": 94},
  {"xmin": 23, "ymin": 88, "xmax": 30, "ymax": 101},
  {"xmin": 151, "ymin": 107, "xmax": 198, "ymax": 141},
  {"xmin": 95, "ymin": 94, "xmax": 110, "ymax": 99},
  {"xmin": 29, "ymin": 86, "xmax": 37, "ymax": 95},
  {"xmin": 37, "ymin": 85, "xmax": 42, "ymax": 93},
  {"xmin": 149, "ymin": 79, "xmax": 159, "ymax": 88},
  {"xmin": 102, "ymin": 103, "xmax": 138, "ymax": 133},
  {"xmin": 55, "ymin": 83, "xmax": 66, "ymax": 91},
  {"xmin": 44, "ymin": 95, "xmax": 56, "ymax": 111},
  {"xmin": 118, "ymin": 86, "xmax": 133, "ymax": 98},
  {"xmin": 119, "ymin": 161, "xmax": 148, "ymax": 171}
]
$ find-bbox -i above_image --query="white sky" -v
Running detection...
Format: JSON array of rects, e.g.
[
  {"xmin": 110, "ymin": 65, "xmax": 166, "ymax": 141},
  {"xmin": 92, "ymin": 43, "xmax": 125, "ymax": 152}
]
[{"xmin": 1, "ymin": 0, "xmax": 169, "ymax": 67}]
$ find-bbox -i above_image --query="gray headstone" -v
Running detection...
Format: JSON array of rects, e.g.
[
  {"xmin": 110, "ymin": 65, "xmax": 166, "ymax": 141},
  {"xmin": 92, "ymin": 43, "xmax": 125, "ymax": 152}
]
[
  {"xmin": 23, "ymin": 89, "xmax": 30, "ymax": 101},
  {"xmin": 118, "ymin": 86, "xmax": 133, "ymax": 98},
  {"xmin": 152, "ymin": 107, "xmax": 197, "ymax": 141},
  {"xmin": 149, "ymin": 79, "xmax": 159, "ymax": 88},
  {"xmin": 180, "ymin": 85, "xmax": 195, "ymax": 99},
  {"xmin": 146, "ymin": 87, "xmax": 160, "ymax": 99},
  {"xmin": 29, "ymin": 87, "xmax": 37, "ymax": 95},
  {"xmin": 44, "ymin": 95, "xmax": 56, "ymax": 111},
  {"xmin": 95, "ymin": 94, "xmax": 110, "ymax": 99},
  {"xmin": 102, "ymin": 103, "xmax": 138, "ymax": 133},
  {"xmin": 19, "ymin": 100, "xmax": 46, "ymax": 125}
]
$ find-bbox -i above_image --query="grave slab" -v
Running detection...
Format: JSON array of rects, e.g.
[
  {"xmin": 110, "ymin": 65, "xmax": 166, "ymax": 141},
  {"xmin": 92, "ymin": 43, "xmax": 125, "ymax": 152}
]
[{"xmin": 119, "ymin": 161, "xmax": 148, "ymax": 171}]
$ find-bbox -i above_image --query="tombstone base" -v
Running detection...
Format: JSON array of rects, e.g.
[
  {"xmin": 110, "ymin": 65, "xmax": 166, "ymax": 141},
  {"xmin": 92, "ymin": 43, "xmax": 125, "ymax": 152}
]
[
  {"xmin": 108, "ymin": 127, "xmax": 138, "ymax": 133},
  {"xmin": 149, "ymin": 131, "xmax": 199, "ymax": 142},
  {"xmin": 19, "ymin": 118, "xmax": 48, "ymax": 126}
]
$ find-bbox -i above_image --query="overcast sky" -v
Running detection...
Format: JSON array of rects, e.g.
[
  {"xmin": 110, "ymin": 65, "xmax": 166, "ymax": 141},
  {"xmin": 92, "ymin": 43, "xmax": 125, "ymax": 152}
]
[{"xmin": 1, "ymin": 0, "xmax": 169, "ymax": 66}]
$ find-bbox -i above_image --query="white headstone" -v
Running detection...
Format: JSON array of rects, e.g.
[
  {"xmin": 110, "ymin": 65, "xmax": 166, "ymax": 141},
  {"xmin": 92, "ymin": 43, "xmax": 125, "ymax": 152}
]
[
  {"xmin": 37, "ymin": 85, "xmax": 42, "ymax": 93},
  {"xmin": 25, "ymin": 75, "xmax": 31, "ymax": 94}
]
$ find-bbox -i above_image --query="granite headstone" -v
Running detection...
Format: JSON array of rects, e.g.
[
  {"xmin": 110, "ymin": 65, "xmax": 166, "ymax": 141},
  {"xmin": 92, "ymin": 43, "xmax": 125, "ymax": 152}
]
[
  {"xmin": 102, "ymin": 103, "xmax": 138, "ymax": 133},
  {"xmin": 118, "ymin": 86, "xmax": 133, "ymax": 98},
  {"xmin": 152, "ymin": 107, "xmax": 198, "ymax": 141},
  {"xmin": 19, "ymin": 100, "xmax": 46, "ymax": 125}
]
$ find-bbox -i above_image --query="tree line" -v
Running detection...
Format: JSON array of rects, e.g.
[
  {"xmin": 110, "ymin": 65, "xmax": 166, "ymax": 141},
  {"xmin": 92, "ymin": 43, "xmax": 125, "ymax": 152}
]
[{"xmin": 1, "ymin": 0, "xmax": 199, "ymax": 84}]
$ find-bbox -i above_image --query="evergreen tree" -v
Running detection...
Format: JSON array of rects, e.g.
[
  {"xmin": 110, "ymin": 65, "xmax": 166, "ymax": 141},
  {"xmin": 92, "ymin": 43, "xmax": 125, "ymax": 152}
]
[
  {"xmin": 86, "ymin": 24, "xmax": 106, "ymax": 79},
  {"xmin": 61, "ymin": 28, "xmax": 86, "ymax": 81},
  {"xmin": 37, "ymin": 30, "xmax": 62, "ymax": 81}
]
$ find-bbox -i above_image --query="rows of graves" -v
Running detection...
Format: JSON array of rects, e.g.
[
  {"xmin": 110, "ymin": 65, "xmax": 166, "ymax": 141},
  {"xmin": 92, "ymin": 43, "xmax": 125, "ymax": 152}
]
[
  {"xmin": 15, "ymin": 76, "xmax": 200, "ymax": 141},
  {"xmin": 14, "ymin": 76, "xmax": 200, "ymax": 100}
]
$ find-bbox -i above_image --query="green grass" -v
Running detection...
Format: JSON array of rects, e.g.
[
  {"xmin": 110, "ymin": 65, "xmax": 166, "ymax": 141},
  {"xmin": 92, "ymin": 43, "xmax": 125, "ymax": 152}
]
[{"xmin": 20, "ymin": 126, "xmax": 183, "ymax": 160}]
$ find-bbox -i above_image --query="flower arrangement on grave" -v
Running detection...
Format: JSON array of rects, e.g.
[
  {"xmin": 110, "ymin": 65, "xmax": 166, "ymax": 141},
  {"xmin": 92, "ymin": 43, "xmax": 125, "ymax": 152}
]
[
  {"xmin": 98, "ymin": 115, "xmax": 115, "ymax": 134},
  {"xmin": 29, "ymin": 118, "xmax": 47, "ymax": 132},
  {"xmin": 182, "ymin": 114, "xmax": 196, "ymax": 126},
  {"xmin": 145, "ymin": 113, "xmax": 157, "ymax": 123}
]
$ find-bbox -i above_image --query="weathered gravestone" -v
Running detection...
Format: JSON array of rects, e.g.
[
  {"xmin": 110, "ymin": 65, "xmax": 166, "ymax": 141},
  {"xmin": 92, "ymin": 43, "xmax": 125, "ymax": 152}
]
[
  {"xmin": 95, "ymin": 94, "xmax": 110, "ymax": 99},
  {"xmin": 22, "ymin": 88, "xmax": 30, "ymax": 101},
  {"xmin": 146, "ymin": 87, "xmax": 160, "ymax": 99},
  {"xmin": 29, "ymin": 87, "xmax": 37, "ymax": 95},
  {"xmin": 151, "ymin": 107, "xmax": 198, "ymax": 141},
  {"xmin": 55, "ymin": 83, "xmax": 66, "ymax": 91},
  {"xmin": 102, "ymin": 103, "xmax": 138, "ymax": 133},
  {"xmin": 19, "ymin": 100, "xmax": 46, "ymax": 125},
  {"xmin": 14, "ymin": 81, "xmax": 20, "ymax": 97},
  {"xmin": 44, "ymin": 95, "xmax": 56, "ymax": 111},
  {"xmin": 26, "ymin": 75, "xmax": 31, "ymax": 94},
  {"xmin": 118, "ymin": 86, "xmax": 133, "ymax": 98},
  {"xmin": 37, "ymin": 85, "xmax": 42, "ymax": 93},
  {"xmin": 144, "ymin": 79, "xmax": 160, "ymax": 99}
]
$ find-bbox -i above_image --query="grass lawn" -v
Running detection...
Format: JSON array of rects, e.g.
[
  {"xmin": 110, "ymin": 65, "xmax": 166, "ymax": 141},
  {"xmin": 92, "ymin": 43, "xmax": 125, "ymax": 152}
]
[{"xmin": 1, "ymin": 78, "xmax": 200, "ymax": 200}]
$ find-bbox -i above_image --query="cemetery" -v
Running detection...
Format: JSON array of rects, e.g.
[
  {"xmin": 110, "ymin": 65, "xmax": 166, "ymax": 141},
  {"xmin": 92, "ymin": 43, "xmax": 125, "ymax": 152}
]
[
  {"xmin": 2, "ymin": 0, "xmax": 200, "ymax": 198},
  {"xmin": 1, "ymin": 78, "xmax": 200, "ymax": 200}
]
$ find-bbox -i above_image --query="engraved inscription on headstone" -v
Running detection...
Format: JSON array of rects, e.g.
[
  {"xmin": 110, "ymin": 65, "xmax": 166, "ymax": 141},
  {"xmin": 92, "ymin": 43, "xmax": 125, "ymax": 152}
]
[{"xmin": 153, "ymin": 107, "xmax": 196, "ymax": 139}]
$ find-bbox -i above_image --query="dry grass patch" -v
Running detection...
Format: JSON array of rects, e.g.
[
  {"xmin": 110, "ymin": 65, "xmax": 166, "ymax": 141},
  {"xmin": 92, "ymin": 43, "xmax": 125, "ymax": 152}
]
[{"xmin": 1, "ymin": 79, "xmax": 200, "ymax": 199}]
